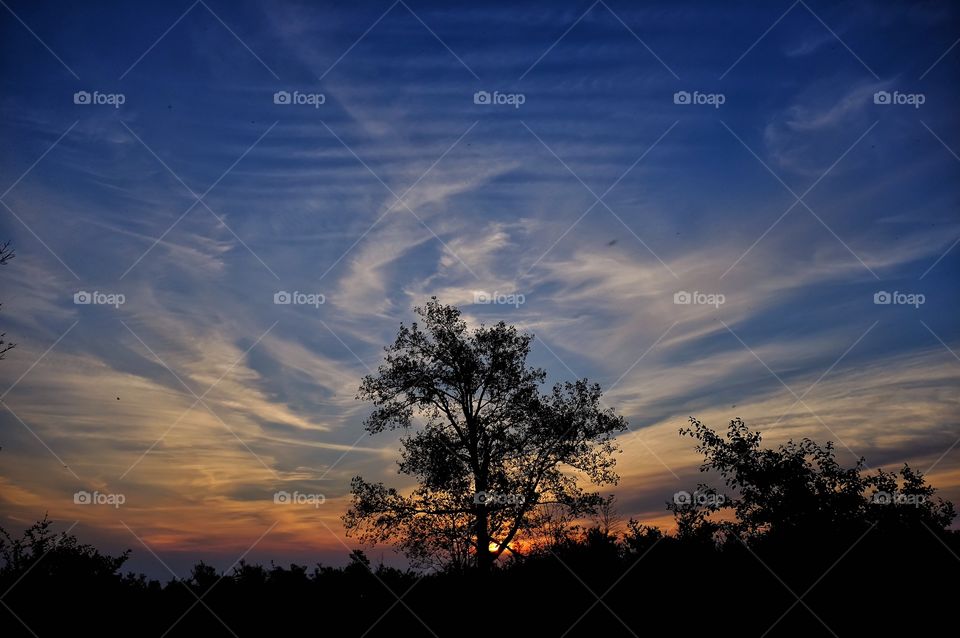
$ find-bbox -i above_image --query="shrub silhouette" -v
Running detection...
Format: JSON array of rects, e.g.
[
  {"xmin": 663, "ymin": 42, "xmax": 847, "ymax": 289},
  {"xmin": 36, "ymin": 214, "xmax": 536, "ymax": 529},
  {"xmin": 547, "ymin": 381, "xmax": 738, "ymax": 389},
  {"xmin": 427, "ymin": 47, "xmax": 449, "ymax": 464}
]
[
  {"xmin": 2, "ymin": 421, "xmax": 956, "ymax": 636},
  {"xmin": 676, "ymin": 417, "xmax": 956, "ymax": 544}
]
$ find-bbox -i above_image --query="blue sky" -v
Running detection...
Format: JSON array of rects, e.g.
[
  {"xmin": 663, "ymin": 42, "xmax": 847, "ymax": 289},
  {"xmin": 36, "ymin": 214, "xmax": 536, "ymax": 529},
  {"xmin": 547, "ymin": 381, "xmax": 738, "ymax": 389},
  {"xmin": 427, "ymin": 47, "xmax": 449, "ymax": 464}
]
[{"xmin": 1, "ymin": 0, "xmax": 958, "ymax": 577}]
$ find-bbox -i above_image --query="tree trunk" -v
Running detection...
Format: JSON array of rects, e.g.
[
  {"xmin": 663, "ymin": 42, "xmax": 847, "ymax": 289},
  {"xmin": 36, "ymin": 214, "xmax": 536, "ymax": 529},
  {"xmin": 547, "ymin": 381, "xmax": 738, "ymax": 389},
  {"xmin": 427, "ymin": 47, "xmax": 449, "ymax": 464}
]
[{"xmin": 475, "ymin": 504, "xmax": 492, "ymax": 572}]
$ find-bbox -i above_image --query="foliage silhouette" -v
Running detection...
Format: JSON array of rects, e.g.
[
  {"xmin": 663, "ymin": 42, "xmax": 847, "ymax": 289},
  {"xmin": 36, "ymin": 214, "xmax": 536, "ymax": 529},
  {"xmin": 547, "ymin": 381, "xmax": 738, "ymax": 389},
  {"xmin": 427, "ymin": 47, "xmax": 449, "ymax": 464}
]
[
  {"xmin": 677, "ymin": 417, "xmax": 956, "ymax": 543},
  {"xmin": 343, "ymin": 298, "xmax": 627, "ymax": 571},
  {"xmin": 1, "ymin": 419, "xmax": 957, "ymax": 636}
]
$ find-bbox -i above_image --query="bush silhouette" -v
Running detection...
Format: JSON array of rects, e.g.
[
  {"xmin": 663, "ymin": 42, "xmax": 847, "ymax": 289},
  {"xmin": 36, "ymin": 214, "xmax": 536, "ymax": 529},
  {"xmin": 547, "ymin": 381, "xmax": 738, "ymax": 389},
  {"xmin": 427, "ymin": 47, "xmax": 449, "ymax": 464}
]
[{"xmin": 2, "ymin": 419, "xmax": 956, "ymax": 636}]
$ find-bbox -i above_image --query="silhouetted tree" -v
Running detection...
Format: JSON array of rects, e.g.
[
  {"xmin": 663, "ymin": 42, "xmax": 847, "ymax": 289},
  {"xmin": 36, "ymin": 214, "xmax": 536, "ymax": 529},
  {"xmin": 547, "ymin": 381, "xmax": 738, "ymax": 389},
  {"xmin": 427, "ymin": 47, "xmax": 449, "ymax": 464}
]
[
  {"xmin": 344, "ymin": 299, "xmax": 627, "ymax": 571},
  {"xmin": 0, "ymin": 516, "xmax": 129, "ymax": 581},
  {"xmin": 188, "ymin": 561, "xmax": 219, "ymax": 591},
  {"xmin": 592, "ymin": 493, "xmax": 622, "ymax": 536},
  {"xmin": 622, "ymin": 518, "xmax": 663, "ymax": 555},
  {"xmin": 525, "ymin": 501, "xmax": 580, "ymax": 552},
  {"xmin": 681, "ymin": 417, "xmax": 956, "ymax": 540},
  {"xmin": 667, "ymin": 484, "xmax": 726, "ymax": 545}
]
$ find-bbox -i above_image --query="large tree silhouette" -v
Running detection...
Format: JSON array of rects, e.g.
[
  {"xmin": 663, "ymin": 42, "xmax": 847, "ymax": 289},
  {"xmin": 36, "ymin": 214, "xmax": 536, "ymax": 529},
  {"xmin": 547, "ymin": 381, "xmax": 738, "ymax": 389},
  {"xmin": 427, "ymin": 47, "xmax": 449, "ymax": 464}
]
[{"xmin": 344, "ymin": 299, "xmax": 627, "ymax": 571}]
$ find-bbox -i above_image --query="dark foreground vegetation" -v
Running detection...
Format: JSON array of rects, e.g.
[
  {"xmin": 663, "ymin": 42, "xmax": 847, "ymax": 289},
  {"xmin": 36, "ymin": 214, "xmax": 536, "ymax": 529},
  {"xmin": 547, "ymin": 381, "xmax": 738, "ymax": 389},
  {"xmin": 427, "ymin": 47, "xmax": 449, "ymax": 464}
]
[
  {"xmin": 1, "ymin": 299, "xmax": 956, "ymax": 635},
  {"xmin": 2, "ymin": 418, "xmax": 958, "ymax": 637}
]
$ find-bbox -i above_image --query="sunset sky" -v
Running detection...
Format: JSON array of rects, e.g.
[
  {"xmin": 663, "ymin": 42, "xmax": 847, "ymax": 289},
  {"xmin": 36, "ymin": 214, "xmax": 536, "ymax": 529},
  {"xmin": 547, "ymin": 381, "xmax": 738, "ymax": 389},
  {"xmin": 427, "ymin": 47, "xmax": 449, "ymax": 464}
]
[{"xmin": 1, "ymin": 0, "xmax": 958, "ymax": 578}]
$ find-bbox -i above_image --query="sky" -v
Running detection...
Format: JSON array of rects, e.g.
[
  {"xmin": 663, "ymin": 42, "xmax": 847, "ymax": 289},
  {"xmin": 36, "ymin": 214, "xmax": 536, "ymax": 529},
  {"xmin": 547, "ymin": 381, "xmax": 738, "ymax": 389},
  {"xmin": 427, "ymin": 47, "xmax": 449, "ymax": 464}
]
[{"xmin": 0, "ymin": 0, "xmax": 958, "ymax": 578}]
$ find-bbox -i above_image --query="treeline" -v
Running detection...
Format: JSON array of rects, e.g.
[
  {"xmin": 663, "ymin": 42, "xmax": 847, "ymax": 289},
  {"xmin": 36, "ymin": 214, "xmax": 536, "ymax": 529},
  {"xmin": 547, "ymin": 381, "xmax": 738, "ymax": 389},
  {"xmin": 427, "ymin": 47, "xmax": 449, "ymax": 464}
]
[
  {"xmin": 1, "ymin": 510, "xmax": 956, "ymax": 636},
  {"xmin": 3, "ymin": 419, "xmax": 959, "ymax": 636}
]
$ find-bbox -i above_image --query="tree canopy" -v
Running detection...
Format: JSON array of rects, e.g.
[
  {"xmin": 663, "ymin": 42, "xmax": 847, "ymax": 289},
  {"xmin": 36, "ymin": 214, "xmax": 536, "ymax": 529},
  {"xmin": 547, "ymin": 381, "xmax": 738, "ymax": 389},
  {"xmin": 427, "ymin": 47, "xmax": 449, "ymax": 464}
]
[
  {"xmin": 343, "ymin": 298, "xmax": 627, "ymax": 570},
  {"xmin": 675, "ymin": 417, "xmax": 956, "ymax": 543}
]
